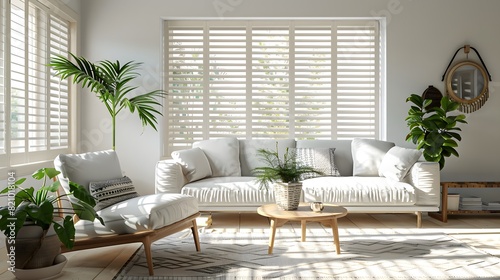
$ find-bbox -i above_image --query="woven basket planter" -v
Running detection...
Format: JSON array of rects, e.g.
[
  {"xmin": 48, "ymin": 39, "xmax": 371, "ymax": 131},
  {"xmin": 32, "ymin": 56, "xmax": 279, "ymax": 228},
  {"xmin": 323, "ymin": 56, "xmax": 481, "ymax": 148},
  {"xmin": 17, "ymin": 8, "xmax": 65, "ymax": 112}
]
[{"xmin": 273, "ymin": 182, "xmax": 302, "ymax": 210}]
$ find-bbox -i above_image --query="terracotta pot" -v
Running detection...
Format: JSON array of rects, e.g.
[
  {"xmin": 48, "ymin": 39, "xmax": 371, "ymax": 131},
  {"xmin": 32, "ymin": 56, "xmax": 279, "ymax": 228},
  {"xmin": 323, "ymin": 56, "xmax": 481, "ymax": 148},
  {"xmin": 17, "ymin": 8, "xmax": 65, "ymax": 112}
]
[{"xmin": 273, "ymin": 182, "xmax": 302, "ymax": 210}]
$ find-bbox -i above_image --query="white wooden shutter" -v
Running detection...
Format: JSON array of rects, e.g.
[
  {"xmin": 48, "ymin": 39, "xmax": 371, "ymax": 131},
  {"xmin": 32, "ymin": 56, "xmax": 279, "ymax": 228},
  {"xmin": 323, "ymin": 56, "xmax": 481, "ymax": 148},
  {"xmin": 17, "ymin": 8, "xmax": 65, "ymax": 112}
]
[
  {"xmin": 0, "ymin": 0, "xmax": 6, "ymax": 166},
  {"xmin": 293, "ymin": 23, "xmax": 333, "ymax": 139},
  {"xmin": 164, "ymin": 20, "xmax": 382, "ymax": 155},
  {"xmin": 165, "ymin": 22, "xmax": 205, "ymax": 151},
  {"xmin": 251, "ymin": 26, "xmax": 290, "ymax": 138},
  {"xmin": 208, "ymin": 25, "xmax": 247, "ymax": 138},
  {"xmin": 335, "ymin": 21, "xmax": 379, "ymax": 139},
  {"xmin": 10, "ymin": 0, "xmax": 32, "ymax": 161},
  {"xmin": 48, "ymin": 14, "xmax": 70, "ymax": 150},
  {"xmin": 9, "ymin": 0, "xmax": 70, "ymax": 165}
]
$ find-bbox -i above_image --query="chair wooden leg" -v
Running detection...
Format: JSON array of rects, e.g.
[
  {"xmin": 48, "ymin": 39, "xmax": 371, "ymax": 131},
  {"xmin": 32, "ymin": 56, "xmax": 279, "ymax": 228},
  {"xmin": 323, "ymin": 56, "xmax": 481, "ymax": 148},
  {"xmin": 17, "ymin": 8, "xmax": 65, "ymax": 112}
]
[
  {"xmin": 191, "ymin": 220, "xmax": 201, "ymax": 251},
  {"xmin": 143, "ymin": 236, "xmax": 155, "ymax": 276}
]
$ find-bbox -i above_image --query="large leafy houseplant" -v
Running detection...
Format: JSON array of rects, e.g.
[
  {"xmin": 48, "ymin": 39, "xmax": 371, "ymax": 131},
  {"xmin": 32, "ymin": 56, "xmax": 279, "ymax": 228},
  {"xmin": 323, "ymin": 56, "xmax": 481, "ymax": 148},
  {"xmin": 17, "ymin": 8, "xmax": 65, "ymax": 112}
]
[
  {"xmin": 405, "ymin": 94, "xmax": 467, "ymax": 170},
  {"xmin": 49, "ymin": 53, "xmax": 166, "ymax": 150},
  {"xmin": 0, "ymin": 168, "xmax": 102, "ymax": 251}
]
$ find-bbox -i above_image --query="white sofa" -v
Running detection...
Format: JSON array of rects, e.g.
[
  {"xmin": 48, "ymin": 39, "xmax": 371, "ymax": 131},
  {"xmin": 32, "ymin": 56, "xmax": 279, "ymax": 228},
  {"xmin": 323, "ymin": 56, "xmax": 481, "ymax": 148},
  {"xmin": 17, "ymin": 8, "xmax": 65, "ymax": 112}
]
[{"xmin": 155, "ymin": 138, "xmax": 440, "ymax": 227}]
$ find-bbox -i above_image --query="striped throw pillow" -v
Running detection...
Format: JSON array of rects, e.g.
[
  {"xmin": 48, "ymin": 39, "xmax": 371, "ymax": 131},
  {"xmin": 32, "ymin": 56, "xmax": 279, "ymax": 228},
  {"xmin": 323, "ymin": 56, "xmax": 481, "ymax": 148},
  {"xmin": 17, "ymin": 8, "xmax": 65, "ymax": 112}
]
[
  {"xmin": 293, "ymin": 148, "xmax": 340, "ymax": 179},
  {"xmin": 89, "ymin": 176, "xmax": 139, "ymax": 211}
]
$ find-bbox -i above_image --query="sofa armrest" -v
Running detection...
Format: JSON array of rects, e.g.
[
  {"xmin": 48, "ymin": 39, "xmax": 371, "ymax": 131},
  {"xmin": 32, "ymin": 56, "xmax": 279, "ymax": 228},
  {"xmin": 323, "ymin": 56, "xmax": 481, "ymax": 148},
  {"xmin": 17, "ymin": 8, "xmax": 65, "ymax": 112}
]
[
  {"xmin": 407, "ymin": 161, "xmax": 440, "ymax": 207},
  {"xmin": 155, "ymin": 159, "xmax": 187, "ymax": 194}
]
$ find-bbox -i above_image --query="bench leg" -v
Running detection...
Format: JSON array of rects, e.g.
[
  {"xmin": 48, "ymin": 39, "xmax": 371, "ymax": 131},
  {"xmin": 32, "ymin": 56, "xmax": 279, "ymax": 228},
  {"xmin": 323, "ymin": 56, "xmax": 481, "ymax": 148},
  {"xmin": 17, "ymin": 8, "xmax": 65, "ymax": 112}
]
[
  {"xmin": 191, "ymin": 219, "xmax": 201, "ymax": 251},
  {"xmin": 416, "ymin": 211, "xmax": 422, "ymax": 228},
  {"xmin": 143, "ymin": 236, "xmax": 155, "ymax": 276}
]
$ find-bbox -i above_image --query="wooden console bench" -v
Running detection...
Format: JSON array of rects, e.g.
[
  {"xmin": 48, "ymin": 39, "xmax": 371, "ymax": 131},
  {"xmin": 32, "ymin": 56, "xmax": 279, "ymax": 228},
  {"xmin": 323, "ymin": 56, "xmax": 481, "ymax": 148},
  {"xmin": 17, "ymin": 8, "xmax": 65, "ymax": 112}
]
[{"xmin": 429, "ymin": 182, "xmax": 500, "ymax": 222}]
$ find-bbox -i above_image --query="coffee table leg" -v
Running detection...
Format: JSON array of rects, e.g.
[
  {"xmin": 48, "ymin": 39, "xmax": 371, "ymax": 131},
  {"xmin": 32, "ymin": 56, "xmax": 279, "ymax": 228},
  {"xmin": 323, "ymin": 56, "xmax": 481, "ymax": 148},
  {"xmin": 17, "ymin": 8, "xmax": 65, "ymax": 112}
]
[
  {"xmin": 301, "ymin": 220, "xmax": 306, "ymax": 242},
  {"xmin": 268, "ymin": 218, "xmax": 278, "ymax": 254},
  {"xmin": 330, "ymin": 218, "xmax": 341, "ymax": 254}
]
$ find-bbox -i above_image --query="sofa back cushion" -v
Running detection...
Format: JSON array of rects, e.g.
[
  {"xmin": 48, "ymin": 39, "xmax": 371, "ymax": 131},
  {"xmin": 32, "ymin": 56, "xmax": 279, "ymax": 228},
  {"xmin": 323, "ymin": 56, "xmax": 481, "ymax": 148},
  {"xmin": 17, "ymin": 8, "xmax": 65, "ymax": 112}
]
[
  {"xmin": 171, "ymin": 147, "xmax": 212, "ymax": 182},
  {"xmin": 193, "ymin": 137, "xmax": 241, "ymax": 177},
  {"xmin": 239, "ymin": 139, "xmax": 296, "ymax": 176},
  {"xmin": 351, "ymin": 138, "xmax": 395, "ymax": 176},
  {"xmin": 296, "ymin": 140, "xmax": 353, "ymax": 176}
]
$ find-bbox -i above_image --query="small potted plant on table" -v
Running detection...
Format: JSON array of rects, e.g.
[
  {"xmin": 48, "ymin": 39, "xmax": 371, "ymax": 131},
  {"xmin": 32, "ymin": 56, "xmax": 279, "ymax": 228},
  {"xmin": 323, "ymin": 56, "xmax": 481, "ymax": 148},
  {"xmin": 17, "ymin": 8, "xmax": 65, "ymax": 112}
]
[{"xmin": 253, "ymin": 144, "xmax": 323, "ymax": 210}]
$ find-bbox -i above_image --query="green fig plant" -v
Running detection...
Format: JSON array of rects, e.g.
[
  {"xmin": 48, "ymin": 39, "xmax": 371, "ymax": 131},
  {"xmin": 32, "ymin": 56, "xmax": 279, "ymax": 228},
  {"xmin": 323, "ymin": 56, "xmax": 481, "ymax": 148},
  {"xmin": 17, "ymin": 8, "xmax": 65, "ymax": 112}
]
[
  {"xmin": 50, "ymin": 53, "xmax": 166, "ymax": 150},
  {"xmin": 405, "ymin": 94, "xmax": 467, "ymax": 170}
]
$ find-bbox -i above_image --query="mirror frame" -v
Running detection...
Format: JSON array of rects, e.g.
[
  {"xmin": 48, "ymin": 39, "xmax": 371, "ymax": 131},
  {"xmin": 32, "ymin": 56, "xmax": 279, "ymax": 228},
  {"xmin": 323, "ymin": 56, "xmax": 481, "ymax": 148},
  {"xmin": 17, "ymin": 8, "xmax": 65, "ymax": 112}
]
[{"xmin": 445, "ymin": 60, "xmax": 489, "ymax": 109}]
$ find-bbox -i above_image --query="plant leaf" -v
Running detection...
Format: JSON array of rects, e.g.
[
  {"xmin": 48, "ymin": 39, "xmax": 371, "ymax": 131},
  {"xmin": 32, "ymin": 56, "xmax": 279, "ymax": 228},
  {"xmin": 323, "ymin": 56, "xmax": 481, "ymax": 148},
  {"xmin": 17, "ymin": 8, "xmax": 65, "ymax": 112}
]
[
  {"xmin": 69, "ymin": 182, "xmax": 96, "ymax": 207},
  {"xmin": 53, "ymin": 216, "xmax": 76, "ymax": 249}
]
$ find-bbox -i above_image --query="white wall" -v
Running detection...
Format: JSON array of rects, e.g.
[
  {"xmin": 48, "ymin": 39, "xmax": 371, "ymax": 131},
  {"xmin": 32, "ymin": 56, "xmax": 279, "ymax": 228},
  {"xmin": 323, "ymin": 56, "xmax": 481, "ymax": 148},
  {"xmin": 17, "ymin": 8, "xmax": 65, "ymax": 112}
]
[{"xmin": 79, "ymin": 0, "xmax": 500, "ymax": 195}]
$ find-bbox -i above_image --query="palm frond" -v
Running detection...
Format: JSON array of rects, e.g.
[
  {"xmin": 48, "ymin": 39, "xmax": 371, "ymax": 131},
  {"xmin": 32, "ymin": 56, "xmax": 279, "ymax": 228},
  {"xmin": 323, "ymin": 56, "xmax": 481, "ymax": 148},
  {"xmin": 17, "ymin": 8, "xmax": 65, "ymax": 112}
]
[
  {"xmin": 50, "ymin": 54, "xmax": 110, "ymax": 96},
  {"xmin": 50, "ymin": 53, "xmax": 167, "ymax": 149},
  {"xmin": 123, "ymin": 90, "xmax": 165, "ymax": 130}
]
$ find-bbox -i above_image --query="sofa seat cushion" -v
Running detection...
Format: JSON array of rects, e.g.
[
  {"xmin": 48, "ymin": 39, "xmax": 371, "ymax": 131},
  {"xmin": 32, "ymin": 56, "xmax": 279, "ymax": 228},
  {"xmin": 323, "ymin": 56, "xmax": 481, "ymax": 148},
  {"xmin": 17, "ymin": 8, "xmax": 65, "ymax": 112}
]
[
  {"xmin": 92, "ymin": 193, "xmax": 198, "ymax": 234},
  {"xmin": 302, "ymin": 177, "xmax": 416, "ymax": 206},
  {"xmin": 181, "ymin": 177, "xmax": 275, "ymax": 207}
]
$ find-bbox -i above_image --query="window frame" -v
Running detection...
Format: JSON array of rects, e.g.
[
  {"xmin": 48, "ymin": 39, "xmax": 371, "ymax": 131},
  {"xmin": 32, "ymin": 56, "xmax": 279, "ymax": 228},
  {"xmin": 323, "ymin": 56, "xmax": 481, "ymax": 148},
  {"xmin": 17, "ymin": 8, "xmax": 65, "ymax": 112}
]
[
  {"xmin": 0, "ymin": 0, "xmax": 78, "ymax": 179},
  {"xmin": 162, "ymin": 18, "xmax": 387, "ymax": 158}
]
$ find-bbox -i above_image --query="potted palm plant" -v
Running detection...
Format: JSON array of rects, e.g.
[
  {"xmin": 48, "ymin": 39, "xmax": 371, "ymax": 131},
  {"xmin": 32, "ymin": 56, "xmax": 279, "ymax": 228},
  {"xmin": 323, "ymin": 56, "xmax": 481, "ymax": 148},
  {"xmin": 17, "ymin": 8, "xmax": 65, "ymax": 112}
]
[
  {"xmin": 405, "ymin": 94, "xmax": 467, "ymax": 170},
  {"xmin": 0, "ymin": 168, "xmax": 101, "ymax": 274},
  {"xmin": 253, "ymin": 144, "xmax": 323, "ymax": 210},
  {"xmin": 49, "ymin": 53, "xmax": 166, "ymax": 150}
]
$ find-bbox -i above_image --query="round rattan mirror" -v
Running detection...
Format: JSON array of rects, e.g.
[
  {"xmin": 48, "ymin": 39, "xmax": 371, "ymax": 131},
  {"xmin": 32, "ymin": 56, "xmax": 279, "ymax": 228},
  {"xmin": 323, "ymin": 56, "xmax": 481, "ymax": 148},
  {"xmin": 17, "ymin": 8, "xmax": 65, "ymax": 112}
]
[{"xmin": 445, "ymin": 60, "xmax": 489, "ymax": 113}]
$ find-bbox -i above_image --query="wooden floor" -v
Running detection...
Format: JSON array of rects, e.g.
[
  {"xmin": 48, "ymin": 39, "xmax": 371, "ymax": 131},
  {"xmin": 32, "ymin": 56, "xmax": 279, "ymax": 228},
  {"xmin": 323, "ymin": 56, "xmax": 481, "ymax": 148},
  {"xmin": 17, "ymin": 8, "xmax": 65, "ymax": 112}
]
[{"xmin": 1, "ymin": 212, "xmax": 499, "ymax": 280}]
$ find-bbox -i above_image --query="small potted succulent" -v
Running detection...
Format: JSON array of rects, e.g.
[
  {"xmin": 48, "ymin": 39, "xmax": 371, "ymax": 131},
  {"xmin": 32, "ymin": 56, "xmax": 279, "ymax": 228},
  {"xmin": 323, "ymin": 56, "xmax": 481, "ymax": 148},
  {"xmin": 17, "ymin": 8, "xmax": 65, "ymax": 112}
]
[
  {"xmin": 0, "ymin": 167, "xmax": 102, "ymax": 273},
  {"xmin": 253, "ymin": 144, "xmax": 323, "ymax": 210}
]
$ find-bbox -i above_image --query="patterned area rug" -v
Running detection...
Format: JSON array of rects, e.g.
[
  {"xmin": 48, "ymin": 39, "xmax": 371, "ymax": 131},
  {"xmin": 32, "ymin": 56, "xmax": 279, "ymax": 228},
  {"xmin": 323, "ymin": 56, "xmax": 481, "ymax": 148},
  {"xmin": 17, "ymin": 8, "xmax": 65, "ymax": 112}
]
[{"xmin": 114, "ymin": 227, "xmax": 500, "ymax": 280}]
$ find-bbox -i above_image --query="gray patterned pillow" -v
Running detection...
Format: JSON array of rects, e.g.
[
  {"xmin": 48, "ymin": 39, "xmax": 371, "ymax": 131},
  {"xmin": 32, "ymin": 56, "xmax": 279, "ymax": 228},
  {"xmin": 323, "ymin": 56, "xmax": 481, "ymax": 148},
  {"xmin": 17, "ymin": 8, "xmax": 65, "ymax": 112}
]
[
  {"xmin": 89, "ymin": 176, "xmax": 139, "ymax": 211},
  {"xmin": 293, "ymin": 148, "xmax": 340, "ymax": 179}
]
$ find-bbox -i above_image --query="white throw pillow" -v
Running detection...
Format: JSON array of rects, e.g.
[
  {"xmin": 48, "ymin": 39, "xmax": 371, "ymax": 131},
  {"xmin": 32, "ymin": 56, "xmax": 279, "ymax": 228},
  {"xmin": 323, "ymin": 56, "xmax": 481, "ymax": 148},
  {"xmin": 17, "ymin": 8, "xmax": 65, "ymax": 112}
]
[
  {"xmin": 193, "ymin": 138, "xmax": 241, "ymax": 177},
  {"xmin": 171, "ymin": 147, "xmax": 212, "ymax": 182},
  {"xmin": 379, "ymin": 146, "xmax": 422, "ymax": 181},
  {"xmin": 293, "ymin": 148, "xmax": 340, "ymax": 179},
  {"xmin": 351, "ymin": 138, "xmax": 395, "ymax": 176}
]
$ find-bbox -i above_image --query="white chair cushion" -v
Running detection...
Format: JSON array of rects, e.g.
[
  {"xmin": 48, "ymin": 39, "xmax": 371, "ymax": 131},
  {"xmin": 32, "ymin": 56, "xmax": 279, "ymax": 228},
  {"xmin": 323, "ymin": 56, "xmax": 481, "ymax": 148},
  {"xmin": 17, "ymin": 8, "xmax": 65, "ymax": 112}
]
[
  {"xmin": 351, "ymin": 138, "xmax": 395, "ymax": 176},
  {"xmin": 54, "ymin": 150, "xmax": 123, "ymax": 196},
  {"xmin": 193, "ymin": 137, "xmax": 241, "ymax": 177},
  {"xmin": 96, "ymin": 193, "xmax": 198, "ymax": 234},
  {"xmin": 379, "ymin": 146, "xmax": 422, "ymax": 181},
  {"xmin": 171, "ymin": 147, "xmax": 212, "ymax": 182}
]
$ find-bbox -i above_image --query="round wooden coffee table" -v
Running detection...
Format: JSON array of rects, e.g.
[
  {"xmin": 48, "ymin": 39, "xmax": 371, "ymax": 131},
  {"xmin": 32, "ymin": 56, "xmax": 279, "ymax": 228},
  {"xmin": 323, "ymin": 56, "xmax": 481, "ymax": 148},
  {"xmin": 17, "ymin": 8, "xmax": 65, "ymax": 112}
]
[{"xmin": 257, "ymin": 202, "xmax": 347, "ymax": 254}]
